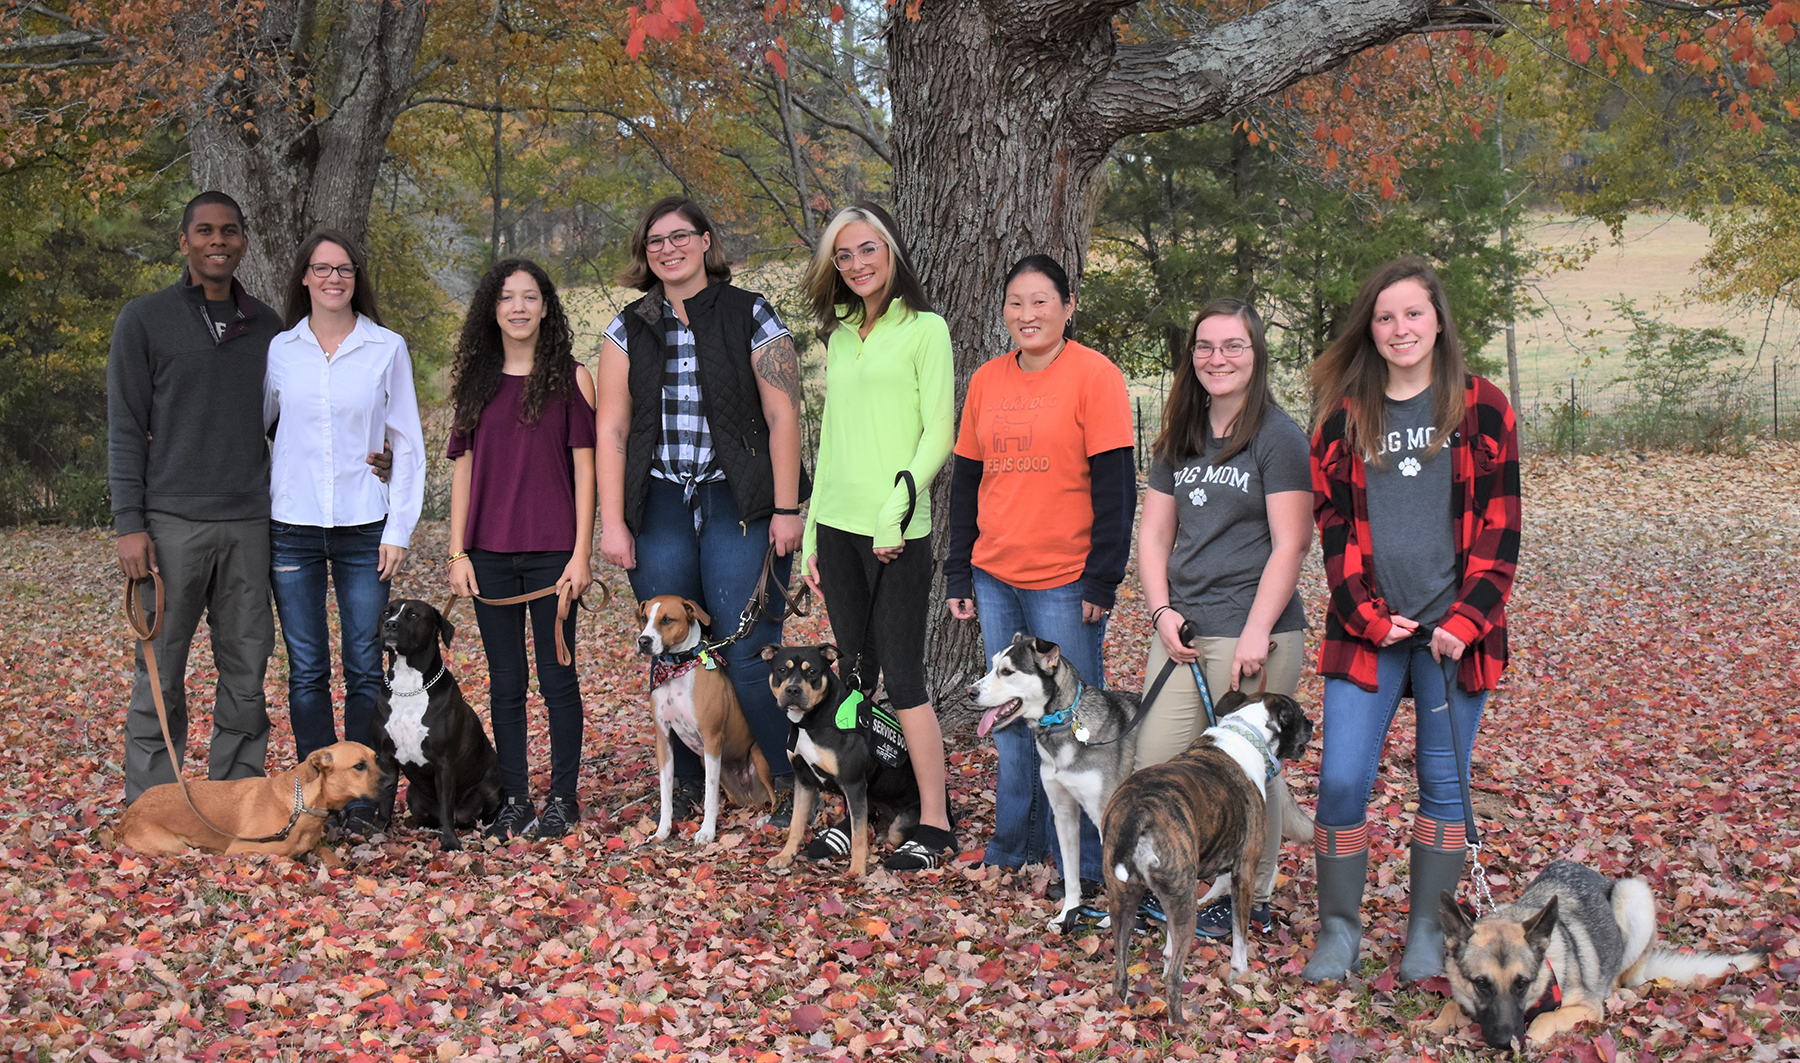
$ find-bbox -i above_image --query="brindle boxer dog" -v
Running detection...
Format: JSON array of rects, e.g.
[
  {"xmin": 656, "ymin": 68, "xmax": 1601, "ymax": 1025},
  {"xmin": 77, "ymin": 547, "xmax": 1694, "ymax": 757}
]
[{"xmin": 1102, "ymin": 689, "xmax": 1313, "ymax": 1022}]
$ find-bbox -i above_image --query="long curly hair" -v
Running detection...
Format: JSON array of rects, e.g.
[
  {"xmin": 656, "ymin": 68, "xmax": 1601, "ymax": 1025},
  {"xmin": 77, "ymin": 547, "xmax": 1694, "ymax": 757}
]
[{"xmin": 449, "ymin": 258, "xmax": 576, "ymax": 432}]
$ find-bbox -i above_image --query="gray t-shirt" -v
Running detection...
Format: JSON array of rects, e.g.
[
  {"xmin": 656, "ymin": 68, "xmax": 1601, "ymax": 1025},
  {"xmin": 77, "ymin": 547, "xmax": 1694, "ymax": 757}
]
[
  {"xmin": 1148, "ymin": 404, "xmax": 1310, "ymax": 638},
  {"xmin": 1364, "ymin": 388, "xmax": 1457, "ymax": 626}
]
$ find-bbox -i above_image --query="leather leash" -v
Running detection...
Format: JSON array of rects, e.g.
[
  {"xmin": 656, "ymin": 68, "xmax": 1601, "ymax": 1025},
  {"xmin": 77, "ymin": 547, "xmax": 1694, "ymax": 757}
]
[
  {"xmin": 1425, "ymin": 626, "xmax": 1493, "ymax": 916},
  {"xmin": 123, "ymin": 574, "xmax": 323, "ymax": 843},
  {"xmin": 443, "ymin": 579, "xmax": 612, "ymax": 667},
  {"xmin": 704, "ymin": 541, "xmax": 811, "ymax": 654}
]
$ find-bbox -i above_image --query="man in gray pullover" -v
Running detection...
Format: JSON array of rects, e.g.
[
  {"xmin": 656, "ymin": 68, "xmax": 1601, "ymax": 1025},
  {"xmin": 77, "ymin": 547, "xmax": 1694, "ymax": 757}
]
[{"xmin": 109, "ymin": 191, "xmax": 284, "ymax": 804}]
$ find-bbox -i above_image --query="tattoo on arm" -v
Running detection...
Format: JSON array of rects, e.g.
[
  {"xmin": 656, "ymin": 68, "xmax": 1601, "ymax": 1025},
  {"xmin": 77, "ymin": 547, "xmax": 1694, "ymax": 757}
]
[{"xmin": 753, "ymin": 334, "xmax": 804, "ymax": 416}]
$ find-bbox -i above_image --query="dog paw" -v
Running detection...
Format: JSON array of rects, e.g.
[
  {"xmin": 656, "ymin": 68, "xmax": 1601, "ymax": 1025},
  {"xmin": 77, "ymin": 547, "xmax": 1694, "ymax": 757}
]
[
  {"xmin": 694, "ymin": 828, "xmax": 716, "ymax": 846},
  {"xmin": 653, "ymin": 827, "xmax": 671, "ymax": 842},
  {"xmin": 767, "ymin": 854, "xmax": 795, "ymax": 874}
]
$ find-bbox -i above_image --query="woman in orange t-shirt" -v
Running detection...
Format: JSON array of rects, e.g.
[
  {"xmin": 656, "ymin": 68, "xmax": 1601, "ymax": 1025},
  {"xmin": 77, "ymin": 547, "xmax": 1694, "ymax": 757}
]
[{"xmin": 944, "ymin": 254, "xmax": 1136, "ymax": 896}]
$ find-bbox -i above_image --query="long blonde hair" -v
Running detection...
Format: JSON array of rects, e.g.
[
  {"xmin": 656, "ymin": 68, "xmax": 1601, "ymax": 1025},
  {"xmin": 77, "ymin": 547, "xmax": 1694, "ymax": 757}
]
[{"xmin": 804, "ymin": 201, "xmax": 932, "ymax": 339}]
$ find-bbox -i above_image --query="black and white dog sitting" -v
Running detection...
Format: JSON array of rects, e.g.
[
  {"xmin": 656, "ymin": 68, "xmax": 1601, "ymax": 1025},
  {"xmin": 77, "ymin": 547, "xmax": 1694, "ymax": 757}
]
[
  {"xmin": 973, "ymin": 633, "xmax": 1145, "ymax": 930},
  {"xmin": 371, "ymin": 599, "xmax": 504, "ymax": 849}
]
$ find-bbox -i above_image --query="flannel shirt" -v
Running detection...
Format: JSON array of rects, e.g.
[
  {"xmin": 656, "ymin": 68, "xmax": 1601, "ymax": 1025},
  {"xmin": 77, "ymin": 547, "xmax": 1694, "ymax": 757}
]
[
  {"xmin": 1311, "ymin": 374, "xmax": 1521, "ymax": 693},
  {"xmin": 605, "ymin": 296, "xmax": 788, "ymax": 499}
]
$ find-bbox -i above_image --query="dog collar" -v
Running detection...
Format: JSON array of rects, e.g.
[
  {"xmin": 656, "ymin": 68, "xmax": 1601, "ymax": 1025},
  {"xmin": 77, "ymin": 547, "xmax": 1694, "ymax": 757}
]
[
  {"xmin": 1523, "ymin": 958, "xmax": 1563, "ymax": 1023},
  {"xmin": 1218, "ymin": 717, "xmax": 1279, "ymax": 780},
  {"xmin": 650, "ymin": 647, "xmax": 722, "ymax": 688},
  {"xmin": 293, "ymin": 778, "xmax": 331, "ymax": 819},
  {"xmin": 1038, "ymin": 679, "xmax": 1084, "ymax": 732},
  {"xmin": 383, "ymin": 662, "xmax": 444, "ymax": 697}
]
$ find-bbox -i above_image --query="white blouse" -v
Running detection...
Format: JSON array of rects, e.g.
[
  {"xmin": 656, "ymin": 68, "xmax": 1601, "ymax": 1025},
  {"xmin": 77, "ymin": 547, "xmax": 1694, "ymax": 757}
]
[{"xmin": 263, "ymin": 315, "xmax": 427, "ymax": 548}]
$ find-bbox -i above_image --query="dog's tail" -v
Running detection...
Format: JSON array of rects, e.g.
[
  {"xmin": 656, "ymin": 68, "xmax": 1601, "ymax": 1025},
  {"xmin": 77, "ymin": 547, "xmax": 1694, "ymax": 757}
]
[
  {"xmin": 1110, "ymin": 833, "xmax": 1161, "ymax": 887},
  {"xmin": 1614, "ymin": 877, "xmax": 1767, "ymax": 986}
]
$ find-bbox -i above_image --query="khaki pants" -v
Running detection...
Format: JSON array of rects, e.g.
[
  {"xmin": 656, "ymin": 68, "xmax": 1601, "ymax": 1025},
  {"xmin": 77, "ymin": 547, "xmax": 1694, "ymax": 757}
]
[
  {"xmin": 1134, "ymin": 629, "xmax": 1307, "ymax": 903},
  {"xmin": 124, "ymin": 512, "xmax": 274, "ymax": 804}
]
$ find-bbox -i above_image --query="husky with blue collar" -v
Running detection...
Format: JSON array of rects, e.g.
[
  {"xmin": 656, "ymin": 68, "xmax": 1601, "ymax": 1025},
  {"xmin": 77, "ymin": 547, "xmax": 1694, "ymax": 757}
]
[
  {"xmin": 973, "ymin": 633, "xmax": 1148, "ymax": 932},
  {"xmin": 1101, "ymin": 688, "xmax": 1313, "ymax": 1023}
]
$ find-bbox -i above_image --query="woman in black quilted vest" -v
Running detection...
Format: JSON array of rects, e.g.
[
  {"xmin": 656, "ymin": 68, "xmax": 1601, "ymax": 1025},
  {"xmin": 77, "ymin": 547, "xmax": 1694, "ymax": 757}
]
[{"xmin": 596, "ymin": 196, "xmax": 810, "ymax": 828}]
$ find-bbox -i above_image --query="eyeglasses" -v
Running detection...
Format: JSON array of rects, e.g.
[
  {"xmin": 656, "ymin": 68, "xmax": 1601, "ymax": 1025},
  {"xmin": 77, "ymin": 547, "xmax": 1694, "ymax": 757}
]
[
  {"xmin": 308, "ymin": 263, "xmax": 357, "ymax": 280},
  {"xmin": 1193, "ymin": 341, "xmax": 1252, "ymax": 356},
  {"xmin": 833, "ymin": 241, "xmax": 887, "ymax": 271},
  {"xmin": 645, "ymin": 229, "xmax": 699, "ymax": 253}
]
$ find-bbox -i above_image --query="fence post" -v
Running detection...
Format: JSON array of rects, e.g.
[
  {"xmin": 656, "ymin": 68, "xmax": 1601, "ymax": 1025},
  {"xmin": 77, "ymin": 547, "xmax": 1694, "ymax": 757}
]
[
  {"xmin": 1569, "ymin": 374, "xmax": 1577, "ymax": 459},
  {"xmin": 1135, "ymin": 397, "xmax": 1144, "ymax": 471}
]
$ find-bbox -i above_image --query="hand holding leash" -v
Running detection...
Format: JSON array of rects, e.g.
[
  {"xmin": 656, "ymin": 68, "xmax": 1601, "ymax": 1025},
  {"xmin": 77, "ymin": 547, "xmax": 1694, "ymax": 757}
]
[
  {"xmin": 1152, "ymin": 606, "xmax": 1198, "ymax": 663},
  {"xmin": 116, "ymin": 531, "xmax": 157, "ymax": 580}
]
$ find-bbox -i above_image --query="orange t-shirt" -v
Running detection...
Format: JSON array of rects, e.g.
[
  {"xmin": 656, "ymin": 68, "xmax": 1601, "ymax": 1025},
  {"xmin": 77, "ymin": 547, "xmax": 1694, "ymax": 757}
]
[{"xmin": 953, "ymin": 340, "xmax": 1134, "ymax": 589}]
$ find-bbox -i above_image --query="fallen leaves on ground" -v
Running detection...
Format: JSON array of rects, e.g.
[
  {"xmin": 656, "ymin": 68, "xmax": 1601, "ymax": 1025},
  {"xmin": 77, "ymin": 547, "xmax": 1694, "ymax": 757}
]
[{"xmin": 0, "ymin": 446, "xmax": 1795, "ymax": 1062}]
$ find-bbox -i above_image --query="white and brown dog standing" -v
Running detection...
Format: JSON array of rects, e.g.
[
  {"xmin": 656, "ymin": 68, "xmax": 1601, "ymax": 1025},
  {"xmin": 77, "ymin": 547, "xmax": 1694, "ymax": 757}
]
[{"xmin": 638, "ymin": 595, "xmax": 777, "ymax": 843}]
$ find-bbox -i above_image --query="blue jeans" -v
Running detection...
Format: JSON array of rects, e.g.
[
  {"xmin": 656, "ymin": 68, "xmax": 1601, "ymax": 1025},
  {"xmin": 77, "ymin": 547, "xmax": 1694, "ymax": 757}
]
[
  {"xmin": 1316, "ymin": 639, "xmax": 1487, "ymax": 828},
  {"xmin": 627, "ymin": 478, "xmax": 792, "ymax": 780},
  {"xmin": 270, "ymin": 520, "xmax": 389, "ymax": 762},
  {"xmin": 972, "ymin": 567, "xmax": 1106, "ymax": 881},
  {"xmin": 468, "ymin": 549, "xmax": 584, "ymax": 799}
]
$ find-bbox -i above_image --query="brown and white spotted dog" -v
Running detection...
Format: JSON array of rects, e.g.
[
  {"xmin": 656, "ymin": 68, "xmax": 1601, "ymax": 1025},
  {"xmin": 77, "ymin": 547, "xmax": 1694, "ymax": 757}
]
[{"xmin": 637, "ymin": 595, "xmax": 777, "ymax": 844}]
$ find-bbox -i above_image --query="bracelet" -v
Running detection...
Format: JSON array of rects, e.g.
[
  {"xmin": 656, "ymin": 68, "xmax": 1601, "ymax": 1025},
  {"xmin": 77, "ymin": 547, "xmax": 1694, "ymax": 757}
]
[
  {"xmin": 447, "ymin": 552, "xmax": 470, "ymax": 567},
  {"xmin": 772, "ymin": 507, "xmax": 800, "ymax": 516},
  {"xmin": 1150, "ymin": 605, "xmax": 1173, "ymax": 626}
]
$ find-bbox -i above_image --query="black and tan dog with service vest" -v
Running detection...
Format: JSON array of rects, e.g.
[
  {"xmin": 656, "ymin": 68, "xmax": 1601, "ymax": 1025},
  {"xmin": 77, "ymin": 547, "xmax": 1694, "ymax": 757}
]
[{"xmin": 760, "ymin": 643, "xmax": 923, "ymax": 878}]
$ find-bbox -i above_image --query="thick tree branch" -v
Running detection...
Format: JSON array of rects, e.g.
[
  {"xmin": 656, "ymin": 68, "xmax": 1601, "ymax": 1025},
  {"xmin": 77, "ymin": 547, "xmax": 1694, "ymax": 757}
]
[
  {"xmin": 1081, "ymin": 0, "xmax": 1440, "ymax": 141},
  {"xmin": 783, "ymin": 84, "xmax": 893, "ymax": 164},
  {"xmin": 0, "ymin": 29, "xmax": 102, "ymax": 53}
]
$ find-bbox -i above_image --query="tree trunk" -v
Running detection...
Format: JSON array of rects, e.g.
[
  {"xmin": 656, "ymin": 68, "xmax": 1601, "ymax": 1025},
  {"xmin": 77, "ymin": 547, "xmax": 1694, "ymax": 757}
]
[
  {"xmin": 887, "ymin": 0, "xmax": 1443, "ymax": 724},
  {"xmin": 186, "ymin": 0, "xmax": 428, "ymax": 303}
]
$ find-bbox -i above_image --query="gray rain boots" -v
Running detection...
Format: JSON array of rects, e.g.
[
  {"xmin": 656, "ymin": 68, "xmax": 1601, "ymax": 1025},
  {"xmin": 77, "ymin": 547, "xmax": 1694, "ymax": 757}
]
[
  {"xmin": 1398, "ymin": 819, "xmax": 1468, "ymax": 982},
  {"xmin": 1300, "ymin": 823, "xmax": 1368, "ymax": 983}
]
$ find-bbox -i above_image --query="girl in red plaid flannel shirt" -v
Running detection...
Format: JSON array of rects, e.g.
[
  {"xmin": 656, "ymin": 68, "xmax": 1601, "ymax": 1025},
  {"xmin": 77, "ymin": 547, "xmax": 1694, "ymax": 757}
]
[{"xmin": 1300, "ymin": 258, "xmax": 1521, "ymax": 984}]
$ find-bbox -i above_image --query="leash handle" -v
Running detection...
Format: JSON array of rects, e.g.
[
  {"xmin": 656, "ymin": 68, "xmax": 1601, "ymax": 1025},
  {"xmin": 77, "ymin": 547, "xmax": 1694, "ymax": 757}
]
[
  {"xmin": 724, "ymin": 542, "xmax": 811, "ymax": 648},
  {"xmin": 445, "ymin": 579, "xmax": 611, "ymax": 668}
]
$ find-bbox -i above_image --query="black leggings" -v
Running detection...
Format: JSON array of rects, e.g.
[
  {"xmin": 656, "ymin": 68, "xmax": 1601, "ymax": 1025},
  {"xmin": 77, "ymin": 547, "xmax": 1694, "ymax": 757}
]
[
  {"xmin": 813, "ymin": 525, "xmax": 934, "ymax": 709},
  {"xmin": 467, "ymin": 549, "xmax": 583, "ymax": 798}
]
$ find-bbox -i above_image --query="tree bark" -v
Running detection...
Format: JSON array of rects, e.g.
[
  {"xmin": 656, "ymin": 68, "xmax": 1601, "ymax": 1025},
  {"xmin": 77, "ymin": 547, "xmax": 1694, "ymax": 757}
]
[
  {"xmin": 887, "ymin": 0, "xmax": 1439, "ymax": 723},
  {"xmin": 185, "ymin": 0, "xmax": 428, "ymax": 302}
]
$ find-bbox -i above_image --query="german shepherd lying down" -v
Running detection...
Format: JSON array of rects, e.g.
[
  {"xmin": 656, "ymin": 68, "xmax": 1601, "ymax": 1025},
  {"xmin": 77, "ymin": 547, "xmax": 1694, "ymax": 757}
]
[{"xmin": 1432, "ymin": 860, "xmax": 1765, "ymax": 1048}]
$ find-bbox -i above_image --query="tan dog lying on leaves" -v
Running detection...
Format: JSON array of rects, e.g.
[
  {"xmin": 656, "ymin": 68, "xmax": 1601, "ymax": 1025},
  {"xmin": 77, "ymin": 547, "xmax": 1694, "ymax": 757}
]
[{"xmin": 118, "ymin": 741, "xmax": 384, "ymax": 863}]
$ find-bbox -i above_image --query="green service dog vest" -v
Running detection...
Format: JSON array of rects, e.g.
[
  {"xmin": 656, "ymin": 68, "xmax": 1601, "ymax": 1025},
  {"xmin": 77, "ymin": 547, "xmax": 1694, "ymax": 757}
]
[{"xmin": 835, "ymin": 690, "xmax": 910, "ymax": 771}]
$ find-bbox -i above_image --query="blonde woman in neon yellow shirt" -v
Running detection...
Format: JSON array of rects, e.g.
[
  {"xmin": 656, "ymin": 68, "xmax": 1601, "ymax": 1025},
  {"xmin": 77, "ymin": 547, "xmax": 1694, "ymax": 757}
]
[{"xmin": 800, "ymin": 201, "xmax": 956, "ymax": 872}]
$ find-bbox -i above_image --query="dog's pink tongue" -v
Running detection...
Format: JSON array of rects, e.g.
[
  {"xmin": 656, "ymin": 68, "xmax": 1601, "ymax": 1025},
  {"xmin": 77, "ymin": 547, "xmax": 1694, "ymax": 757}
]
[{"xmin": 976, "ymin": 704, "xmax": 1003, "ymax": 738}]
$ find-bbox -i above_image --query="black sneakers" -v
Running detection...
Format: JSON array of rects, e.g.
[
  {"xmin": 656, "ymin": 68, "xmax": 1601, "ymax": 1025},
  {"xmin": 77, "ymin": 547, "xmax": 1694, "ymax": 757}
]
[
  {"xmin": 805, "ymin": 820, "xmax": 853, "ymax": 861},
  {"xmin": 530, "ymin": 793, "xmax": 580, "ymax": 841},
  {"xmin": 486, "ymin": 796, "xmax": 537, "ymax": 841},
  {"xmin": 1195, "ymin": 895, "xmax": 1275, "ymax": 938},
  {"xmin": 882, "ymin": 824, "xmax": 957, "ymax": 871}
]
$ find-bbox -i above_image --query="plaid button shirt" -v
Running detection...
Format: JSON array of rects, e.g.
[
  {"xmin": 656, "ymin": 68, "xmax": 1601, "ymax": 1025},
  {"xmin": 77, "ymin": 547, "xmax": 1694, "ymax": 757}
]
[
  {"xmin": 1310, "ymin": 374, "xmax": 1521, "ymax": 693},
  {"xmin": 605, "ymin": 296, "xmax": 790, "ymax": 501}
]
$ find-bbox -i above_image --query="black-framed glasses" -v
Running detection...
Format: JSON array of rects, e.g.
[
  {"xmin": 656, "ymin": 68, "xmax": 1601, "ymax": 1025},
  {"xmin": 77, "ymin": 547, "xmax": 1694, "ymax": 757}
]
[
  {"xmin": 645, "ymin": 229, "xmax": 700, "ymax": 253},
  {"xmin": 1193, "ymin": 340, "xmax": 1252, "ymax": 356},
  {"xmin": 833, "ymin": 241, "xmax": 887, "ymax": 271},
  {"xmin": 308, "ymin": 263, "xmax": 358, "ymax": 280}
]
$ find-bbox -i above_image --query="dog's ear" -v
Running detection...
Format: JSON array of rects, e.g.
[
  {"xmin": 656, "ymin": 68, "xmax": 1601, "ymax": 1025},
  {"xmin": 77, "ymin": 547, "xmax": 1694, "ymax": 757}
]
[
  {"xmin": 1523, "ymin": 895, "xmax": 1559, "ymax": 953},
  {"xmin": 1439, "ymin": 890, "xmax": 1475, "ymax": 950},
  {"xmin": 635, "ymin": 599, "xmax": 650, "ymax": 622},
  {"xmin": 686, "ymin": 600, "xmax": 713, "ymax": 627},
  {"xmin": 1031, "ymin": 637, "xmax": 1061, "ymax": 670},
  {"xmin": 302, "ymin": 747, "xmax": 333, "ymax": 782},
  {"xmin": 820, "ymin": 644, "xmax": 840, "ymax": 663},
  {"xmin": 1214, "ymin": 689, "xmax": 1250, "ymax": 718},
  {"xmin": 758, "ymin": 644, "xmax": 780, "ymax": 661},
  {"xmin": 437, "ymin": 611, "xmax": 456, "ymax": 648}
]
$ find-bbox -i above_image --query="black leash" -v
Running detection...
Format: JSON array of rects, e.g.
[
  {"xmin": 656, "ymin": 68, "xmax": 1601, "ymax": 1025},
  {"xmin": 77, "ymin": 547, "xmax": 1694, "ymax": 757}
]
[
  {"xmin": 846, "ymin": 470, "xmax": 917, "ymax": 696},
  {"xmin": 1137, "ymin": 619, "xmax": 1211, "ymax": 726},
  {"xmin": 1428, "ymin": 626, "xmax": 1493, "ymax": 915}
]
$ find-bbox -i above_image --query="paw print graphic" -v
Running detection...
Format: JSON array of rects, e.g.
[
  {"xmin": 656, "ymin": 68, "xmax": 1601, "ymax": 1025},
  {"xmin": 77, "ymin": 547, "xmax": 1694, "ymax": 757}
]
[
  {"xmin": 1398, "ymin": 456, "xmax": 1422, "ymax": 477},
  {"xmin": 1188, "ymin": 487, "xmax": 1208, "ymax": 507}
]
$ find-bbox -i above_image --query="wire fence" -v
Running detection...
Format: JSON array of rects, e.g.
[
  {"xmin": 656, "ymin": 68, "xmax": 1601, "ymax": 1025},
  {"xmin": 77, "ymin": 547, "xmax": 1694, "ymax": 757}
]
[{"xmin": 1127, "ymin": 356, "xmax": 1800, "ymax": 472}]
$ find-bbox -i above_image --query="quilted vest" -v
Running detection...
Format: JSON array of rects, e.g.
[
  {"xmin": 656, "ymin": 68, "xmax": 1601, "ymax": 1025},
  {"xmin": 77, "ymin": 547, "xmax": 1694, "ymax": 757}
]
[{"xmin": 621, "ymin": 280, "xmax": 811, "ymax": 534}]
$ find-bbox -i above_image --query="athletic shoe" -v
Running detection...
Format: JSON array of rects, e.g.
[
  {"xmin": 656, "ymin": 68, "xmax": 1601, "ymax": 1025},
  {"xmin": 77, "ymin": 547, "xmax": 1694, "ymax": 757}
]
[
  {"xmin": 670, "ymin": 778, "xmax": 705, "ymax": 821},
  {"xmin": 1136, "ymin": 892, "xmax": 1167, "ymax": 930},
  {"xmin": 1195, "ymin": 896, "xmax": 1275, "ymax": 938},
  {"xmin": 882, "ymin": 824, "xmax": 956, "ymax": 871},
  {"xmin": 530, "ymin": 793, "xmax": 579, "ymax": 841},
  {"xmin": 766, "ymin": 778, "xmax": 797, "ymax": 830},
  {"xmin": 805, "ymin": 820, "xmax": 852, "ymax": 862},
  {"xmin": 485, "ymin": 796, "xmax": 537, "ymax": 841}
]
